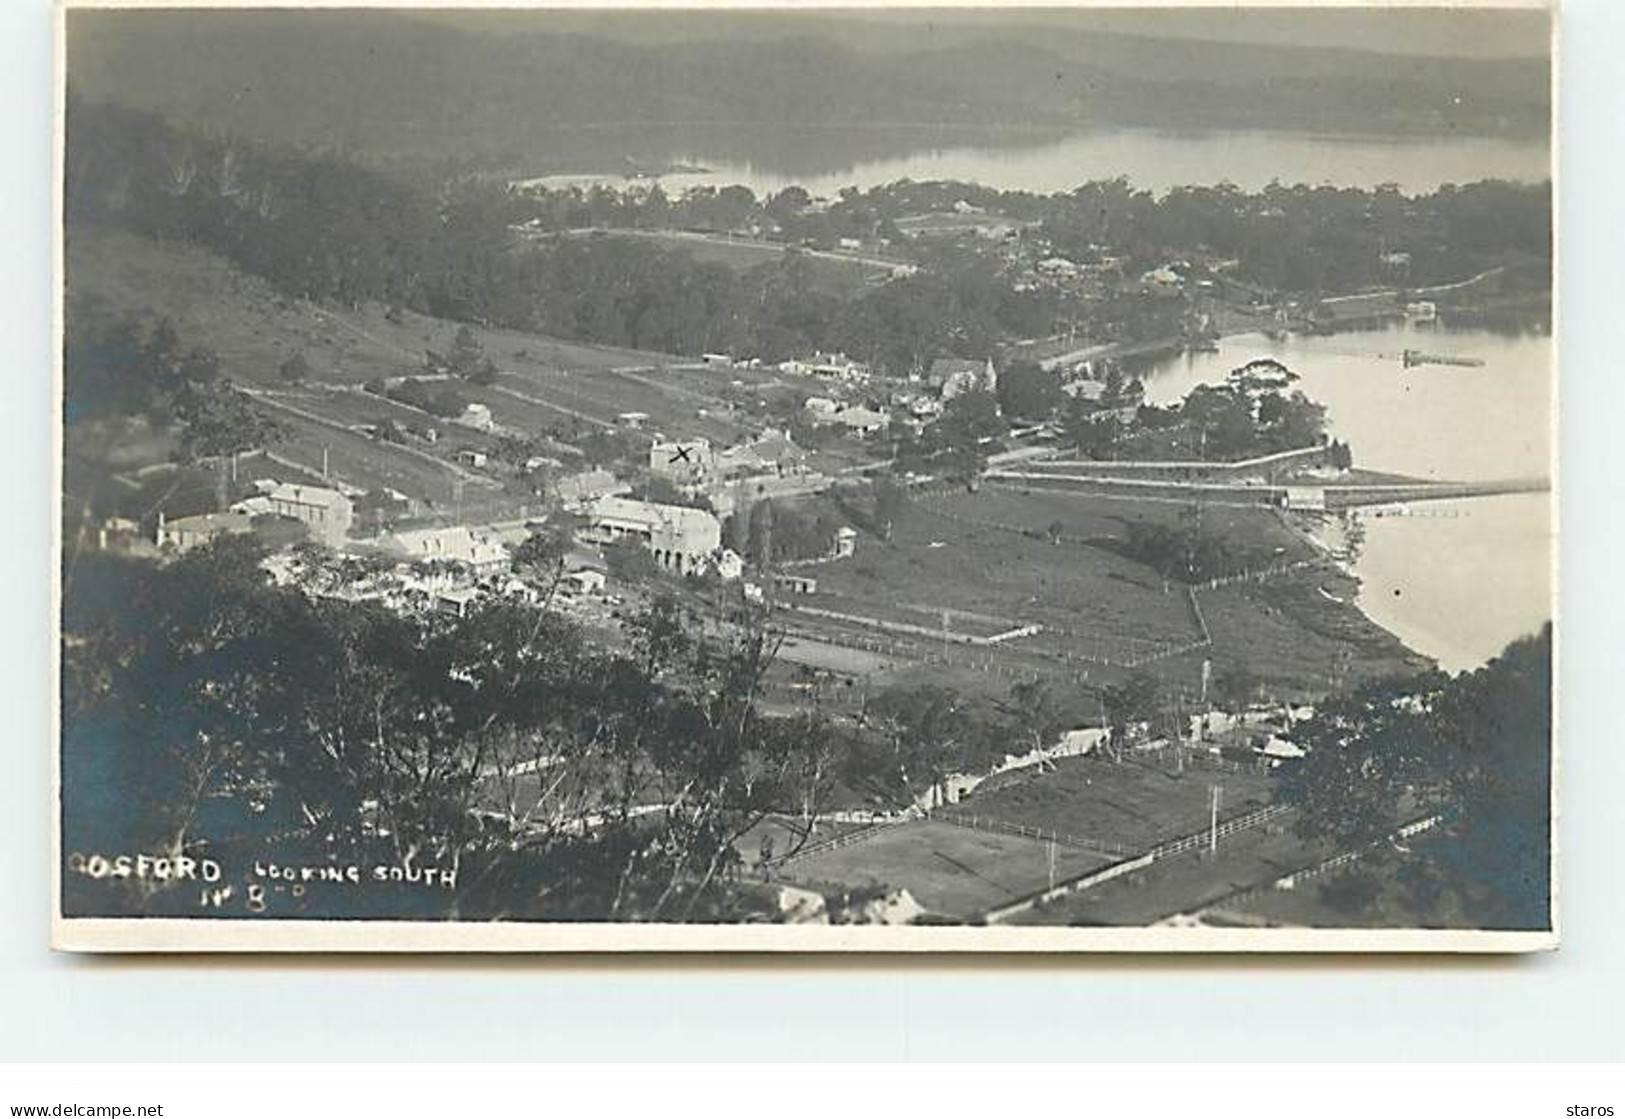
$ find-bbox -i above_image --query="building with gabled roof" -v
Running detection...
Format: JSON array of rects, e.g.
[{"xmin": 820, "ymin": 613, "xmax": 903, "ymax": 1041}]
[
  {"xmin": 582, "ymin": 496, "xmax": 721, "ymax": 575},
  {"xmin": 650, "ymin": 438, "xmax": 717, "ymax": 487},
  {"xmin": 253, "ymin": 481, "xmax": 354, "ymax": 547},
  {"xmin": 157, "ymin": 510, "xmax": 255, "ymax": 552},
  {"xmin": 389, "ymin": 524, "xmax": 510, "ymax": 576}
]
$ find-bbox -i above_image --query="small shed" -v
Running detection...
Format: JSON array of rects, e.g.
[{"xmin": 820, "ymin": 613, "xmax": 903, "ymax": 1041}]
[{"xmin": 772, "ymin": 572, "xmax": 818, "ymax": 595}]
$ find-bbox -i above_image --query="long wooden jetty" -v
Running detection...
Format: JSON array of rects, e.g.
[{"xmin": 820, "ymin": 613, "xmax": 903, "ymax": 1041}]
[{"xmin": 985, "ymin": 470, "xmax": 1550, "ymax": 510}]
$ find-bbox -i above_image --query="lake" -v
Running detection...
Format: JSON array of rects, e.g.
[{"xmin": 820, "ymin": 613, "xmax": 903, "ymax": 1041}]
[
  {"xmin": 1138, "ymin": 317, "xmax": 1554, "ymax": 672},
  {"xmin": 523, "ymin": 124, "xmax": 1550, "ymax": 197}
]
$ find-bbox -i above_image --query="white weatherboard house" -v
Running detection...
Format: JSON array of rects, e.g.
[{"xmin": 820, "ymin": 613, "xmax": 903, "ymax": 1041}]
[
  {"xmin": 583, "ymin": 496, "xmax": 722, "ymax": 575},
  {"xmin": 390, "ymin": 525, "xmax": 510, "ymax": 576},
  {"xmin": 649, "ymin": 438, "xmax": 716, "ymax": 487},
  {"xmin": 252, "ymin": 481, "xmax": 354, "ymax": 547}
]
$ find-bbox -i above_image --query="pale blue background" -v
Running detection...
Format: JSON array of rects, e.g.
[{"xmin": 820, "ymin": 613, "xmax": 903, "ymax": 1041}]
[{"xmin": 5, "ymin": 0, "xmax": 1619, "ymax": 1063}]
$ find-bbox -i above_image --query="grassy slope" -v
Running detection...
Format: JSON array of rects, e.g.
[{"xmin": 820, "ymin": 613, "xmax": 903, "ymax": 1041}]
[
  {"xmin": 62, "ymin": 227, "xmax": 804, "ymax": 517},
  {"xmin": 66, "ymin": 227, "xmax": 672, "ymax": 388},
  {"xmin": 807, "ymin": 486, "xmax": 1423, "ymax": 700},
  {"xmin": 577, "ymin": 230, "xmax": 894, "ymax": 298},
  {"xmin": 961, "ymin": 753, "xmax": 1274, "ymax": 852}
]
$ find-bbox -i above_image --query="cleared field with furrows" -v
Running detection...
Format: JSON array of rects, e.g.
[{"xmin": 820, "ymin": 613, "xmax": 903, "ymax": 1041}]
[
  {"xmin": 67, "ymin": 228, "xmax": 673, "ymax": 387},
  {"xmin": 960, "ymin": 754, "xmax": 1275, "ymax": 854},
  {"xmin": 780, "ymin": 818, "xmax": 1113, "ymax": 919}
]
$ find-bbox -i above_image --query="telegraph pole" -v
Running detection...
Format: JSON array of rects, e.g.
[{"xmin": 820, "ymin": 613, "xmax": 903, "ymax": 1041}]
[{"xmin": 1209, "ymin": 784, "xmax": 1222, "ymax": 854}]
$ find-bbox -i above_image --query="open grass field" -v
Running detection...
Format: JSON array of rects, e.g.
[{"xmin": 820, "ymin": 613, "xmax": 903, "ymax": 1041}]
[
  {"xmin": 1198, "ymin": 573, "xmax": 1428, "ymax": 698},
  {"xmin": 961, "ymin": 754, "xmax": 1275, "ymax": 854},
  {"xmin": 780, "ymin": 818, "xmax": 1113, "ymax": 919},
  {"xmin": 771, "ymin": 633, "xmax": 898, "ymax": 677},
  {"xmin": 574, "ymin": 229, "xmax": 897, "ymax": 296},
  {"xmin": 789, "ymin": 593, "xmax": 1024, "ymax": 640},
  {"xmin": 811, "ymin": 489, "xmax": 1203, "ymax": 664},
  {"xmin": 653, "ymin": 362, "xmax": 787, "ymax": 397},
  {"xmin": 262, "ymin": 384, "xmax": 482, "ymax": 450},
  {"xmin": 259, "ymin": 385, "xmax": 523, "ymax": 469},
  {"xmin": 732, "ymin": 816, "xmax": 875, "ymax": 869},
  {"xmin": 956, "ymin": 484, "xmax": 1318, "ymax": 570},
  {"xmin": 254, "ymin": 405, "xmax": 528, "ymax": 522},
  {"xmin": 496, "ymin": 365, "xmax": 760, "ymax": 445},
  {"xmin": 1004, "ymin": 815, "xmax": 1325, "ymax": 927}
]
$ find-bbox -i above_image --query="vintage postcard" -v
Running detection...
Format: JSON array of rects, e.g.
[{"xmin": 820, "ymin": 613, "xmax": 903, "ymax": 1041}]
[{"xmin": 54, "ymin": 2, "xmax": 1556, "ymax": 952}]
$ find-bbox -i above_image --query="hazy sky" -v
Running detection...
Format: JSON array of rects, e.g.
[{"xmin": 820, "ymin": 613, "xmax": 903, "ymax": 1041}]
[
  {"xmin": 423, "ymin": 6, "xmax": 1551, "ymax": 61},
  {"xmin": 966, "ymin": 7, "xmax": 1552, "ymax": 58}
]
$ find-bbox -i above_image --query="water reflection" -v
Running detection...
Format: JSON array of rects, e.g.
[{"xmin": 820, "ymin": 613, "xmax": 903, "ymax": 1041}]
[
  {"xmin": 1139, "ymin": 319, "xmax": 1553, "ymax": 671},
  {"xmin": 524, "ymin": 124, "xmax": 1551, "ymax": 196}
]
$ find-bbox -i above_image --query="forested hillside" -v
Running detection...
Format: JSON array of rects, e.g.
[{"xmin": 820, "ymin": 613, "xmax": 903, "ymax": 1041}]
[
  {"xmin": 66, "ymin": 10, "xmax": 1549, "ymax": 168},
  {"xmin": 66, "ymin": 91, "xmax": 1551, "ymax": 375}
]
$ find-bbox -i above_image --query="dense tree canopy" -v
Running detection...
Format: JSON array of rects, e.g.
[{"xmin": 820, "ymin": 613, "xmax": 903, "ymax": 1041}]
[
  {"xmin": 68, "ymin": 92, "xmax": 1550, "ymax": 383},
  {"xmin": 61, "ymin": 542, "xmax": 841, "ymax": 922},
  {"xmin": 1274, "ymin": 625, "xmax": 1552, "ymax": 929}
]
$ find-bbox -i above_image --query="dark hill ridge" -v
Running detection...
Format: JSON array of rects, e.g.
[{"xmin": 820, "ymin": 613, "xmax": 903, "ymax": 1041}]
[{"xmin": 67, "ymin": 10, "xmax": 1549, "ymax": 168}]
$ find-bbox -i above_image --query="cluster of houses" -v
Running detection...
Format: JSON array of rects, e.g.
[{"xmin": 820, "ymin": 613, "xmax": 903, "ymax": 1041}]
[
  {"xmin": 642, "ymin": 428, "xmax": 824, "ymax": 517},
  {"xmin": 788, "ymin": 355, "xmax": 1002, "ymax": 441},
  {"xmin": 777, "ymin": 351, "xmax": 870, "ymax": 383},
  {"xmin": 157, "ymin": 480, "xmax": 358, "ymax": 553}
]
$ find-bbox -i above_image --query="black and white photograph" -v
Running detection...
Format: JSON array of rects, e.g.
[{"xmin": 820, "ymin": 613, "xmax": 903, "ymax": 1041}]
[{"xmin": 54, "ymin": 1, "xmax": 1555, "ymax": 951}]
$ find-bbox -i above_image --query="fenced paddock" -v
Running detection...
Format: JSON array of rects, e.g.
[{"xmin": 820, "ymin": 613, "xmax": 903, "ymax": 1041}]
[
  {"xmin": 734, "ymin": 814, "xmax": 884, "ymax": 868},
  {"xmin": 809, "ymin": 491, "xmax": 1201, "ymax": 667},
  {"xmin": 959, "ymin": 755, "xmax": 1275, "ymax": 854},
  {"xmin": 777, "ymin": 818, "xmax": 1114, "ymax": 920}
]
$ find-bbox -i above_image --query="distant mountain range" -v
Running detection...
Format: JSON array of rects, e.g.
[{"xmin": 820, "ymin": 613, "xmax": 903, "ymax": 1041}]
[{"xmin": 66, "ymin": 10, "xmax": 1550, "ymax": 169}]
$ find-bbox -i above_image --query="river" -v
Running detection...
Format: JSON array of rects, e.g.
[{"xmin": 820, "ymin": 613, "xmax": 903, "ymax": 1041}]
[
  {"xmin": 521, "ymin": 124, "xmax": 1549, "ymax": 198},
  {"xmin": 1138, "ymin": 317, "xmax": 1554, "ymax": 673}
]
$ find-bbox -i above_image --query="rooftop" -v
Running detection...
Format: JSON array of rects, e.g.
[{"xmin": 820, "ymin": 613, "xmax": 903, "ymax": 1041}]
[
  {"xmin": 260, "ymin": 481, "xmax": 353, "ymax": 510},
  {"xmin": 591, "ymin": 496, "xmax": 720, "ymax": 538}
]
